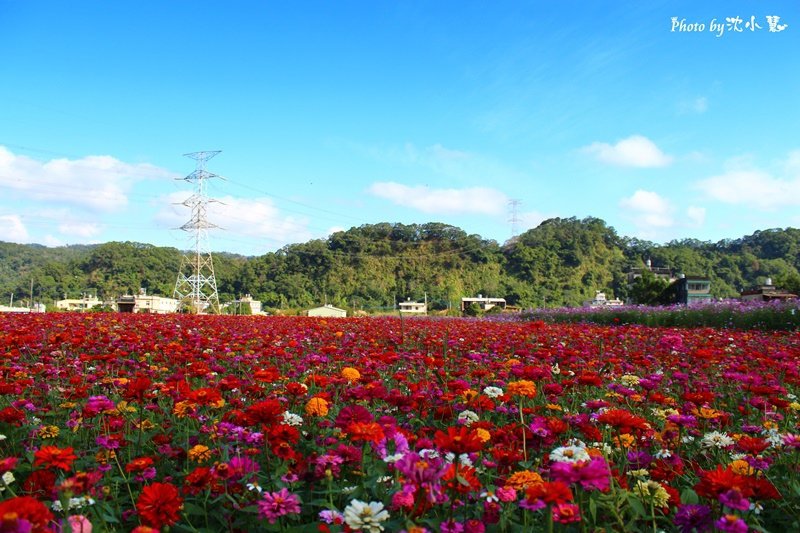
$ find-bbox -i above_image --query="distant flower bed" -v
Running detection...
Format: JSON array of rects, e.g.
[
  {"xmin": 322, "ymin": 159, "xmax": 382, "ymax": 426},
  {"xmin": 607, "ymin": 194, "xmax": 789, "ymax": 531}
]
[
  {"xmin": 516, "ymin": 299, "xmax": 800, "ymax": 330},
  {"xmin": 0, "ymin": 313, "xmax": 799, "ymax": 532}
]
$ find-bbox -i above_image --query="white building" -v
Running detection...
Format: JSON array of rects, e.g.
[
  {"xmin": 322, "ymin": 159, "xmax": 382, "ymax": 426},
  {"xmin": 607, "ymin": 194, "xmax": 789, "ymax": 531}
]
[
  {"xmin": 56, "ymin": 296, "xmax": 102, "ymax": 311},
  {"xmin": 399, "ymin": 299, "xmax": 427, "ymax": 314},
  {"xmin": 117, "ymin": 289, "xmax": 178, "ymax": 314},
  {"xmin": 307, "ymin": 304, "xmax": 347, "ymax": 318},
  {"xmin": 460, "ymin": 295, "xmax": 506, "ymax": 312},
  {"xmin": 583, "ymin": 291, "xmax": 624, "ymax": 308}
]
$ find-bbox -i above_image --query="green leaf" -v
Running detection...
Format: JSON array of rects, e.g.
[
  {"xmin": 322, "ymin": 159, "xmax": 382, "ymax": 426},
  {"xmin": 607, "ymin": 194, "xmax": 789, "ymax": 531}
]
[{"xmin": 680, "ymin": 488, "xmax": 699, "ymax": 505}]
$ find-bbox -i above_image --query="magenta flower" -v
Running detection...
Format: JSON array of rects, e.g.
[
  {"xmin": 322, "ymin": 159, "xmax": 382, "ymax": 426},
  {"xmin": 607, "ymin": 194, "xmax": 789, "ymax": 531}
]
[
  {"xmin": 550, "ymin": 456, "xmax": 611, "ymax": 491},
  {"xmin": 719, "ymin": 489, "xmax": 750, "ymax": 511},
  {"xmin": 257, "ymin": 488, "xmax": 301, "ymax": 524},
  {"xmin": 715, "ymin": 514, "xmax": 749, "ymax": 533}
]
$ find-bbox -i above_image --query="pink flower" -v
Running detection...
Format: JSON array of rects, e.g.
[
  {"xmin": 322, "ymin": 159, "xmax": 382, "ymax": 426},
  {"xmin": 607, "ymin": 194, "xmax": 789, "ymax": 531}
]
[
  {"xmin": 257, "ymin": 488, "xmax": 301, "ymax": 524},
  {"xmin": 550, "ymin": 456, "xmax": 611, "ymax": 492},
  {"xmin": 496, "ymin": 486, "xmax": 517, "ymax": 502},
  {"xmin": 67, "ymin": 515, "xmax": 93, "ymax": 533}
]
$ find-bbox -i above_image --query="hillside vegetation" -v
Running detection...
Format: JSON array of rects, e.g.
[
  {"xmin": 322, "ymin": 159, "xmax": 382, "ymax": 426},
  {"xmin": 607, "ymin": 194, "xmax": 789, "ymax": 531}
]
[{"xmin": 2, "ymin": 217, "xmax": 799, "ymax": 311}]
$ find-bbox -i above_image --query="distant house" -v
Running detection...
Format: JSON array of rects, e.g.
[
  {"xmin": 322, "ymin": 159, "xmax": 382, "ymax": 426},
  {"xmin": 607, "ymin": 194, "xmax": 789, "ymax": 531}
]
[
  {"xmin": 307, "ymin": 304, "xmax": 347, "ymax": 318},
  {"xmin": 626, "ymin": 259, "xmax": 676, "ymax": 284},
  {"xmin": 399, "ymin": 299, "xmax": 427, "ymax": 314},
  {"xmin": 741, "ymin": 278, "xmax": 797, "ymax": 302},
  {"xmin": 665, "ymin": 275, "xmax": 712, "ymax": 306},
  {"xmin": 460, "ymin": 295, "xmax": 506, "ymax": 313},
  {"xmin": 226, "ymin": 294, "xmax": 265, "ymax": 315},
  {"xmin": 583, "ymin": 291, "xmax": 623, "ymax": 308},
  {"xmin": 116, "ymin": 289, "xmax": 178, "ymax": 314},
  {"xmin": 0, "ymin": 304, "xmax": 45, "ymax": 313},
  {"xmin": 56, "ymin": 296, "xmax": 102, "ymax": 311}
]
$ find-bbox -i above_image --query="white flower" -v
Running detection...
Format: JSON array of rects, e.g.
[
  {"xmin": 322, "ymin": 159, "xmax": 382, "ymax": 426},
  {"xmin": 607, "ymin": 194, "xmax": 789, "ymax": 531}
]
[
  {"xmin": 343, "ymin": 499, "xmax": 390, "ymax": 533},
  {"xmin": 0, "ymin": 471, "xmax": 14, "ymax": 490},
  {"xmin": 551, "ymin": 363, "xmax": 561, "ymax": 375},
  {"xmin": 0, "ymin": 434, "xmax": 6, "ymax": 441},
  {"xmin": 654, "ymin": 448, "xmax": 672, "ymax": 459},
  {"xmin": 681, "ymin": 435, "xmax": 696, "ymax": 444},
  {"xmin": 382, "ymin": 453, "xmax": 405, "ymax": 464},
  {"xmin": 282, "ymin": 411, "xmax": 304, "ymax": 427},
  {"xmin": 701, "ymin": 431, "xmax": 734, "ymax": 448},
  {"xmin": 549, "ymin": 444, "xmax": 591, "ymax": 463},
  {"xmin": 444, "ymin": 452, "xmax": 473, "ymax": 466},
  {"xmin": 419, "ymin": 449, "xmax": 439, "ymax": 459},
  {"xmin": 482, "ymin": 386, "xmax": 503, "ymax": 398},
  {"xmin": 457, "ymin": 410, "xmax": 479, "ymax": 426},
  {"xmin": 246, "ymin": 482, "xmax": 262, "ymax": 493}
]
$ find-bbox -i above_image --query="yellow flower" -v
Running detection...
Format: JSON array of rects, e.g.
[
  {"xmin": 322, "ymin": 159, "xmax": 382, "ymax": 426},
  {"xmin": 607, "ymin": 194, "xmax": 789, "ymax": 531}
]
[
  {"xmin": 38, "ymin": 425, "xmax": 60, "ymax": 439},
  {"xmin": 188, "ymin": 444, "xmax": 213, "ymax": 463},
  {"xmin": 634, "ymin": 480, "xmax": 670, "ymax": 508},
  {"xmin": 305, "ymin": 397, "xmax": 329, "ymax": 417},
  {"xmin": 475, "ymin": 428, "xmax": 491, "ymax": 443},
  {"xmin": 461, "ymin": 389, "xmax": 479, "ymax": 402},
  {"xmin": 620, "ymin": 375, "xmax": 640, "ymax": 386},
  {"xmin": 613, "ymin": 433, "xmax": 635, "ymax": 449},
  {"xmin": 546, "ymin": 403, "xmax": 562, "ymax": 411},
  {"xmin": 506, "ymin": 380, "xmax": 537, "ymax": 398},
  {"xmin": 789, "ymin": 402, "xmax": 800, "ymax": 411},
  {"xmin": 341, "ymin": 367, "xmax": 361, "ymax": 383}
]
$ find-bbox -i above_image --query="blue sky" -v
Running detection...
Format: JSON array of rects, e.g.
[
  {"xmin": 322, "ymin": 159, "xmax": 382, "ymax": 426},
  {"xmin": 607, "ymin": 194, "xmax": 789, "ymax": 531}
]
[{"xmin": 1, "ymin": 1, "xmax": 798, "ymax": 256}]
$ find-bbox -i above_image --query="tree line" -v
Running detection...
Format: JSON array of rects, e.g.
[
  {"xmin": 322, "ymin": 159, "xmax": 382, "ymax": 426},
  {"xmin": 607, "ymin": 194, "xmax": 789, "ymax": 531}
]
[{"xmin": 1, "ymin": 217, "xmax": 799, "ymax": 312}]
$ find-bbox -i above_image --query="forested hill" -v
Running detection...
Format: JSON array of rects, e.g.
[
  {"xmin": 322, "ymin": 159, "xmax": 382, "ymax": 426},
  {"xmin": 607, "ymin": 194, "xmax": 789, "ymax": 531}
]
[{"xmin": 2, "ymin": 217, "xmax": 799, "ymax": 310}]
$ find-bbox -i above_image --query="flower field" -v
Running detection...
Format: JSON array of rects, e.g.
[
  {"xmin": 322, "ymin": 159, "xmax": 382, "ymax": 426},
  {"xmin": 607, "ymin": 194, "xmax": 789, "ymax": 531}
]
[{"xmin": 1, "ymin": 313, "xmax": 799, "ymax": 532}]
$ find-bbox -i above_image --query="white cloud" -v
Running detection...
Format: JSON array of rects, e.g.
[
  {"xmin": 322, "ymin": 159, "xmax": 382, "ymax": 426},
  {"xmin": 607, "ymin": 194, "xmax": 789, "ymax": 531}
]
[
  {"xmin": 583, "ymin": 135, "xmax": 673, "ymax": 168},
  {"xmin": 686, "ymin": 206, "xmax": 706, "ymax": 227},
  {"xmin": 0, "ymin": 214, "xmax": 29, "ymax": 242},
  {"xmin": 619, "ymin": 190, "xmax": 674, "ymax": 228},
  {"xmin": 156, "ymin": 192, "xmax": 313, "ymax": 248},
  {"xmin": 679, "ymin": 97, "xmax": 708, "ymax": 114},
  {"xmin": 695, "ymin": 161, "xmax": 800, "ymax": 209},
  {"xmin": 327, "ymin": 226, "xmax": 345, "ymax": 236},
  {"xmin": 519, "ymin": 210, "xmax": 549, "ymax": 232},
  {"xmin": 0, "ymin": 145, "xmax": 175, "ymax": 212},
  {"xmin": 58, "ymin": 221, "xmax": 102, "ymax": 238},
  {"xmin": 693, "ymin": 97, "xmax": 708, "ymax": 113},
  {"xmin": 368, "ymin": 182, "xmax": 508, "ymax": 215}
]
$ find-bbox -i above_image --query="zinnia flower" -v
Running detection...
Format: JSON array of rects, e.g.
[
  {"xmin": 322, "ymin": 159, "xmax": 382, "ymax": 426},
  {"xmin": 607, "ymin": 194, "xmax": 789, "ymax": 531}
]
[
  {"xmin": 0, "ymin": 496, "xmax": 54, "ymax": 533},
  {"xmin": 136, "ymin": 482, "xmax": 183, "ymax": 529},
  {"xmin": 343, "ymin": 499, "xmax": 390, "ymax": 532},
  {"xmin": 33, "ymin": 445, "xmax": 77, "ymax": 471},
  {"xmin": 258, "ymin": 488, "xmax": 301, "ymax": 523},
  {"xmin": 506, "ymin": 380, "xmax": 537, "ymax": 398},
  {"xmin": 305, "ymin": 397, "xmax": 329, "ymax": 417}
]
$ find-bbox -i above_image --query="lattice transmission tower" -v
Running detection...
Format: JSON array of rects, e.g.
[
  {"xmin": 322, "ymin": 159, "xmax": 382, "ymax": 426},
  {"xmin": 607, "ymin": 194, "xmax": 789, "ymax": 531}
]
[
  {"xmin": 508, "ymin": 199, "xmax": 522, "ymax": 239},
  {"xmin": 173, "ymin": 151, "xmax": 223, "ymax": 314}
]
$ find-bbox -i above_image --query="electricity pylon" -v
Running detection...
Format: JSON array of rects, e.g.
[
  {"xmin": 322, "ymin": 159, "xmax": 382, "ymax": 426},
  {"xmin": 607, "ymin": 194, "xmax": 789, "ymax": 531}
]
[{"xmin": 173, "ymin": 151, "xmax": 223, "ymax": 314}]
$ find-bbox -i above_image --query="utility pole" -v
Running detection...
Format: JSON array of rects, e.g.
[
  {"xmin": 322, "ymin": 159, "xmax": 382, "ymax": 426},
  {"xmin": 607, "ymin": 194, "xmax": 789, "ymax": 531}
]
[{"xmin": 173, "ymin": 151, "xmax": 223, "ymax": 314}]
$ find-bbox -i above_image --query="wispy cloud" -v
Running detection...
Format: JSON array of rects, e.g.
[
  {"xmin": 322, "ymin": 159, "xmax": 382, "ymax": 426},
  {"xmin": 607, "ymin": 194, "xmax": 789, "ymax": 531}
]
[
  {"xmin": 695, "ymin": 151, "xmax": 800, "ymax": 209},
  {"xmin": 0, "ymin": 145, "xmax": 175, "ymax": 212},
  {"xmin": 368, "ymin": 182, "xmax": 508, "ymax": 215},
  {"xmin": 0, "ymin": 214, "xmax": 29, "ymax": 243},
  {"xmin": 678, "ymin": 96, "xmax": 708, "ymax": 114},
  {"xmin": 157, "ymin": 192, "xmax": 313, "ymax": 249},
  {"xmin": 583, "ymin": 135, "xmax": 673, "ymax": 168}
]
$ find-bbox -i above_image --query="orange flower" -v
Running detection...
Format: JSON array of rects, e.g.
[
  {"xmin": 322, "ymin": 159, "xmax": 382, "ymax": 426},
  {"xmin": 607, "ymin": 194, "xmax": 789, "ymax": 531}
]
[
  {"xmin": 346, "ymin": 421, "xmax": 385, "ymax": 443},
  {"xmin": 188, "ymin": 445, "xmax": 213, "ymax": 463},
  {"xmin": 506, "ymin": 380, "xmax": 537, "ymax": 398},
  {"xmin": 504, "ymin": 470, "xmax": 544, "ymax": 490},
  {"xmin": 305, "ymin": 397, "xmax": 329, "ymax": 417},
  {"xmin": 341, "ymin": 367, "xmax": 361, "ymax": 383},
  {"xmin": 125, "ymin": 456, "xmax": 155, "ymax": 473},
  {"xmin": 33, "ymin": 445, "xmax": 77, "ymax": 471}
]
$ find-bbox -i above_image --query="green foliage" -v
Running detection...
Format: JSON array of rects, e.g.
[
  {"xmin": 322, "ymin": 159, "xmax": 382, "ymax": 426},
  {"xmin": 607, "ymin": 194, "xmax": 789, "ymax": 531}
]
[{"xmin": 1, "ymin": 221, "xmax": 799, "ymax": 312}]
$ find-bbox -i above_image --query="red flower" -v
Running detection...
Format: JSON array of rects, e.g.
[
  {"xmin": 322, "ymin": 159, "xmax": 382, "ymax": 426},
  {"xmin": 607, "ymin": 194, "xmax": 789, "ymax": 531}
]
[
  {"xmin": 524, "ymin": 481, "xmax": 574, "ymax": 506},
  {"xmin": 736, "ymin": 436, "xmax": 770, "ymax": 455},
  {"xmin": 0, "ymin": 496, "xmax": 54, "ymax": 533},
  {"xmin": 694, "ymin": 465, "xmax": 753, "ymax": 499},
  {"xmin": 596, "ymin": 409, "xmax": 650, "ymax": 434},
  {"xmin": 125, "ymin": 456, "xmax": 155, "ymax": 473},
  {"xmin": 434, "ymin": 426, "xmax": 484, "ymax": 454},
  {"xmin": 188, "ymin": 387, "xmax": 223, "ymax": 406},
  {"xmin": 33, "ymin": 445, "xmax": 77, "ymax": 471},
  {"xmin": 136, "ymin": 482, "xmax": 184, "ymax": 529}
]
